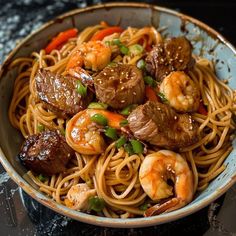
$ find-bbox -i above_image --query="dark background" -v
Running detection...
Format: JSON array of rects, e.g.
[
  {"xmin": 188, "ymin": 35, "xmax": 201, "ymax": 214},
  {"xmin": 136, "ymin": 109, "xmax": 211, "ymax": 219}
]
[{"xmin": 0, "ymin": 0, "xmax": 236, "ymax": 235}]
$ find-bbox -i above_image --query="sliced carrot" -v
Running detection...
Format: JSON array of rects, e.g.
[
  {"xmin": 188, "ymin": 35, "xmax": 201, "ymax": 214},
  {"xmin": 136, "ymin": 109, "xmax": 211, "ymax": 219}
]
[
  {"xmin": 95, "ymin": 110, "xmax": 125, "ymax": 129},
  {"xmin": 198, "ymin": 101, "xmax": 208, "ymax": 116},
  {"xmin": 90, "ymin": 26, "xmax": 123, "ymax": 41},
  {"xmin": 145, "ymin": 86, "xmax": 159, "ymax": 102},
  {"xmin": 45, "ymin": 28, "xmax": 78, "ymax": 54},
  {"xmin": 139, "ymin": 36, "xmax": 152, "ymax": 52}
]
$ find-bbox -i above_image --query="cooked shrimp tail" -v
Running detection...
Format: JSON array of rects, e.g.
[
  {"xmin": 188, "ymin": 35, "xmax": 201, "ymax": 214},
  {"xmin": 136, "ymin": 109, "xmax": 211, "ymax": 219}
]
[
  {"xmin": 139, "ymin": 150, "xmax": 194, "ymax": 216},
  {"xmin": 144, "ymin": 198, "xmax": 185, "ymax": 216}
]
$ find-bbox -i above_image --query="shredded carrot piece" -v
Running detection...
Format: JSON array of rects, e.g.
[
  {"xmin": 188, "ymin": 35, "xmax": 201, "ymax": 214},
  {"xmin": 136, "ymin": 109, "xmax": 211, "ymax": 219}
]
[
  {"xmin": 45, "ymin": 28, "xmax": 78, "ymax": 54},
  {"xmin": 145, "ymin": 86, "xmax": 159, "ymax": 102},
  {"xmin": 90, "ymin": 26, "xmax": 123, "ymax": 41}
]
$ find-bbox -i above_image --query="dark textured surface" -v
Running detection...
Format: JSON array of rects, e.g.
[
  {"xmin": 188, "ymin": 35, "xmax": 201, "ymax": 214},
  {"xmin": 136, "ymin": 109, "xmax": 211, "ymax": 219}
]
[{"xmin": 0, "ymin": 0, "xmax": 236, "ymax": 235}]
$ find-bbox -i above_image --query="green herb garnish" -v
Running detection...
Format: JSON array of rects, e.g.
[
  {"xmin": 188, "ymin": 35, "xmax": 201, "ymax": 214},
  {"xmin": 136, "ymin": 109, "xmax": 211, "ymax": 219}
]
[
  {"xmin": 90, "ymin": 114, "xmax": 108, "ymax": 126},
  {"xmin": 88, "ymin": 196, "xmax": 105, "ymax": 212},
  {"xmin": 115, "ymin": 136, "xmax": 127, "ymax": 149},
  {"xmin": 130, "ymin": 139, "xmax": 144, "ymax": 154},
  {"xmin": 105, "ymin": 127, "xmax": 118, "ymax": 140},
  {"xmin": 157, "ymin": 92, "xmax": 168, "ymax": 103}
]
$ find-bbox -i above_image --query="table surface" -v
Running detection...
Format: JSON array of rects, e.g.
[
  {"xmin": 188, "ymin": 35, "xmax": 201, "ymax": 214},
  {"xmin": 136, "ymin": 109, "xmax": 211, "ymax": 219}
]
[{"xmin": 0, "ymin": 0, "xmax": 236, "ymax": 235}]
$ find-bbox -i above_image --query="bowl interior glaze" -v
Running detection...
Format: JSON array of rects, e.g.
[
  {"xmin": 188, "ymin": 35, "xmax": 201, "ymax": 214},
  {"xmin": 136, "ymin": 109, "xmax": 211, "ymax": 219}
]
[{"xmin": 0, "ymin": 2, "xmax": 236, "ymax": 228}]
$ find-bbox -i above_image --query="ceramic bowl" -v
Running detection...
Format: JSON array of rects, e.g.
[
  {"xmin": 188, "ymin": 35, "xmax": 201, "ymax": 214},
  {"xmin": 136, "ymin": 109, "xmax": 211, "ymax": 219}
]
[{"xmin": 0, "ymin": 2, "xmax": 236, "ymax": 228}]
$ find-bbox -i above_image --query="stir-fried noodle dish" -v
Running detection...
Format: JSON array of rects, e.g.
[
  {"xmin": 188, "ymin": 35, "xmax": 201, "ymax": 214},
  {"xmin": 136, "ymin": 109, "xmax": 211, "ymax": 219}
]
[{"xmin": 8, "ymin": 22, "xmax": 236, "ymax": 218}]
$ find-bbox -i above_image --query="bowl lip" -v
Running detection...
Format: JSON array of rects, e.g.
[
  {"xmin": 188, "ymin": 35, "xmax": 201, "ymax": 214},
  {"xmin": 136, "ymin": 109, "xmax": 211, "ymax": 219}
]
[{"xmin": 0, "ymin": 2, "xmax": 236, "ymax": 228}]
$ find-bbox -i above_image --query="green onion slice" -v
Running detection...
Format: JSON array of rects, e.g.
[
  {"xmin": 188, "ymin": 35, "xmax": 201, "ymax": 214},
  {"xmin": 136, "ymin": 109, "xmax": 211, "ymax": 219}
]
[
  {"xmin": 104, "ymin": 127, "xmax": 118, "ymax": 140},
  {"xmin": 88, "ymin": 102, "xmax": 108, "ymax": 110},
  {"xmin": 120, "ymin": 104, "xmax": 138, "ymax": 116},
  {"xmin": 115, "ymin": 136, "xmax": 127, "ymax": 149},
  {"xmin": 90, "ymin": 113, "xmax": 108, "ymax": 126},
  {"xmin": 88, "ymin": 196, "xmax": 105, "ymax": 212},
  {"xmin": 129, "ymin": 44, "xmax": 144, "ymax": 56},
  {"xmin": 137, "ymin": 59, "xmax": 146, "ymax": 70},
  {"xmin": 77, "ymin": 80, "xmax": 87, "ymax": 97},
  {"xmin": 157, "ymin": 92, "xmax": 168, "ymax": 103},
  {"xmin": 38, "ymin": 174, "xmax": 48, "ymax": 182},
  {"xmin": 124, "ymin": 143, "xmax": 134, "ymax": 156},
  {"xmin": 139, "ymin": 203, "xmax": 149, "ymax": 211},
  {"xmin": 130, "ymin": 139, "xmax": 144, "ymax": 154},
  {"xmin": 119, "ymin": 119, "xmax": 128, "ymax": 127},
  {"xmin": 37, "ymin": 124, "xmax": 45, "ymax": 132},
  {"xmin": 143, "ymin": 76, "xmax": 157, "ymax": 88},
  {"xmin": 120, "ymin": 45, "xmax": 129, "ymax": 55}
]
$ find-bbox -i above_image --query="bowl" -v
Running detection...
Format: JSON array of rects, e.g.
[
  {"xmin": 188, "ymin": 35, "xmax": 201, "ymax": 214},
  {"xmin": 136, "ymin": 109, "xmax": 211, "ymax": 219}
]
[{"xmin": 0, "ymin": 2, "xmax": 236, "ymax": 228}]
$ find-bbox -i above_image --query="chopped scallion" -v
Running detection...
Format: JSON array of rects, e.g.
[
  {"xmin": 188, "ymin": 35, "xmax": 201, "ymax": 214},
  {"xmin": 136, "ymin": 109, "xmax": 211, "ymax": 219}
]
[
  {"xmin": 37, "ymin": 124, "xmax": 45, "ymax": 132},
  {"xmin": 120, "ymin": 45, "xmax": 129, "ymax": 55},
  {"xmin": 105, "ymin": 127, "xmax": 118, "ymax": 140},
  {"xmin": 130, "ymin": 139, "xmax": 144, "ymax": 154},
  {"xmin": 90, "ymin": 113, "xmax": 108, "ymax": 126},
  {"xmin": 119, "ymin": 119, "xmax": 128, "ymax": 127},
  {"xmin": 143, "ymin": 76, "xmax": 157, "ymax": 88},
  {"xmin": 112, "ymin": 38, "xmax": 121, "ymax": 46},
  {"xmin": 115, "ymin": 136, "xmax": 127, "ymax": 148},
  {"xmin": 124, "ymin": 143, "xmax": 134, "ymax": 156},
  {"xmin": 157, "ymin": 92, "xmax": 168, "ymax": 103},
  {"xmin": 139, "ymin": 203, "xmax": 149, "ymax": 211},
  {"xmin": 120, "ymin": 104, "xmax": 138, "ymax": 116},
  {"xmin": 38, "ymin": 174, "xmax": 47, "ymax": 182},
  {"xmin": 88, "ymin": 196, "xmax": 105, "ymax": 212},
  {"xmin": 77, "ymin": 80, "xmax": 87, "ymax": 97},
  {"xmin": 88, "ymin": 102, "xmax": 108, "ymax": 110},
  {"xmin": 137, "ymin": 59, "xmax": 146, "ymax": 70},
  {"xmin": 129, "ymin": 44, "xmax": 144, "ymax": 56}
]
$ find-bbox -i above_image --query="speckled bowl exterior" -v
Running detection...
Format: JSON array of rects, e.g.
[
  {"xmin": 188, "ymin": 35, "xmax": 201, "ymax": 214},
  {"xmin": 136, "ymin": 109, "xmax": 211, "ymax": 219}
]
[{"xmin": 0, "ymin": 2, "xmax": 236, "ymax": 228}]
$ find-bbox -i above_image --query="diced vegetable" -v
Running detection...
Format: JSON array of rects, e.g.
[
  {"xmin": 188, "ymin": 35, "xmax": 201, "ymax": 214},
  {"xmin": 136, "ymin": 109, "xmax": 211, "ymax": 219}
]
[
  {"xmin": 130, "ymin": 139, "xmax": 144, "ymax": 154},
  {"xmin": 120, "ymin": 45, "xmax": 129, "ymax": 55},
  {"xmin": 88, "ymin": 102, "xmax": 108, "ymax": 110},
  {"xmin": 90, "ymin": 26, "xmax": 123, "ymax": 41},
  {"xmin": 139, "ymin": 203, "xmax": 149, "ymax": 211},
  {"xmin": 137, "ymin": 59, "xmax": 146, "ymax": 70},
  {"xmin": 157, "ymin": 92, "xmax": 168, "ymax": 103},
  {"xmin": 77, "ymin": 80, "xmax": 87, "ymax": 97},
  {"xmin": 88, "ymin": 196, "xmax": 105, "ymax": 212},
  {"xmin": 120, "ymin": 104, "xmax": 138, "ymax": 116},
  {"xmin": 60, "ymin": 128, "xmax": 65, "ymax": 136},
  {"xmin": 112, "ymin": 38, "xmax": 122, "ymax": 46},
  {"xmin": 145, "ymin": 86, "xmax": 158, "ymax": 102},
  {"xmin": 119, "ymin": 119, "xmax": 128, "ymax": 127},
  {"xmin": 129, "ymin": 44, "xmax": 144, "ymax": 56},
  {"xmin": 105, "ymin": 127, "xmax": 118, "ymax": 140},
  {"xmin": 38, "ymin": 174, "xmax": 47, "ymax": 182},
  {"xmin": 124, "ymin": 143, "xmax": 134, "ymax": 156},
  {"xmin": 143, "ymin": 76, "xmax": 157, "ymax": 88},
  {"xmin": 37, "ymin": 124, "xmax": 45, "ymax": 132},
  {"xmin": 91, "ymin": 114, "xmax": 108, "ymax": 126},
  {"xmin": 116, "ymin": 136, "xmax": 127, "ymax": 148},
  {"xmin": 45, "ymin": 28, "xmax": 78, "ymax": 54}
]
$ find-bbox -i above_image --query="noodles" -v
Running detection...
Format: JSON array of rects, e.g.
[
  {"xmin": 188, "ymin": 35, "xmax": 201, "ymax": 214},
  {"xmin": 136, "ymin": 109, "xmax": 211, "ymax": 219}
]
[{"xmin": 8, "ymin": 23, "xmax": 236, "ymax": 218}]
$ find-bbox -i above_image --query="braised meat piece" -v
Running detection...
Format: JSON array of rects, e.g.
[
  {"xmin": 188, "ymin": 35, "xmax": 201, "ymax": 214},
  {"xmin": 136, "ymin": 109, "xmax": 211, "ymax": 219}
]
[
  {"xmin": 18, "ymin": 130, "xmax": 74, "ymax": 175},
  {"xmin": 145, "ymin": 36, "xmax": 194, "ymax": 81},
  {"xmin": 127, "ymin": 101, "xmax": 199, "ymax": 149},
  {"xmin": 94, "ymin": 63, "xmax": 145, "ymax": 109},
  {"xmin": 35, "ymin": 69, "xmax": 93, "ymax": 118}
]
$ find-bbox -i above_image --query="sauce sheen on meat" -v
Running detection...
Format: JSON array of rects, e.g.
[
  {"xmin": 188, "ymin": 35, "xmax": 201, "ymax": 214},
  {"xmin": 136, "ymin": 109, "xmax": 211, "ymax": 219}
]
[
  {"xmin": 18, "ymin": 130, "xmax": 74, "ymax": 176},
  {"xmin": 145, "ymin": 36, "xmax": 194, "ymax": 81},
  {"xmin": 127, "ymin": 101, "xmax": 199, "ymax": 149},
  {"xmin": 35, "ymin": 69, "xmax": 93, "ymax": 118},
  {"xmin": 94, "ymin": 63, "xmax": 145, "ymax": 109}
]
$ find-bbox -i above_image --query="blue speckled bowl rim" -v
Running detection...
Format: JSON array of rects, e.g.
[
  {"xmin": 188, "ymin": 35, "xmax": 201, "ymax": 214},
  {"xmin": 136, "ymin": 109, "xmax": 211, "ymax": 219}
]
[{"xmin": 0, "ymin": 2, "xmax": 236, "ymax": 228}]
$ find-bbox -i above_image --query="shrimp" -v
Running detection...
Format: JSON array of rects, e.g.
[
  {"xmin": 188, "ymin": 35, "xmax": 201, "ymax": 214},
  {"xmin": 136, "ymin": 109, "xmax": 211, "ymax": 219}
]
[
  {"xmin": 66, "ymin": 109, "xmax": 125, "ymax": 155},
  {"xmin": 139, "ymin": 150, "xmax": 193, "ymax": 216},
  {"xmin": 66, "ymin": 41, "xmax": 111, "ymax": 72},
  {"xmin": 159, "ymin": 71, "xmax": 200, "ymax": 112},
  {"xmin": 65, "ymin": 183, "xmax": 96, "ymax": 211}
]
